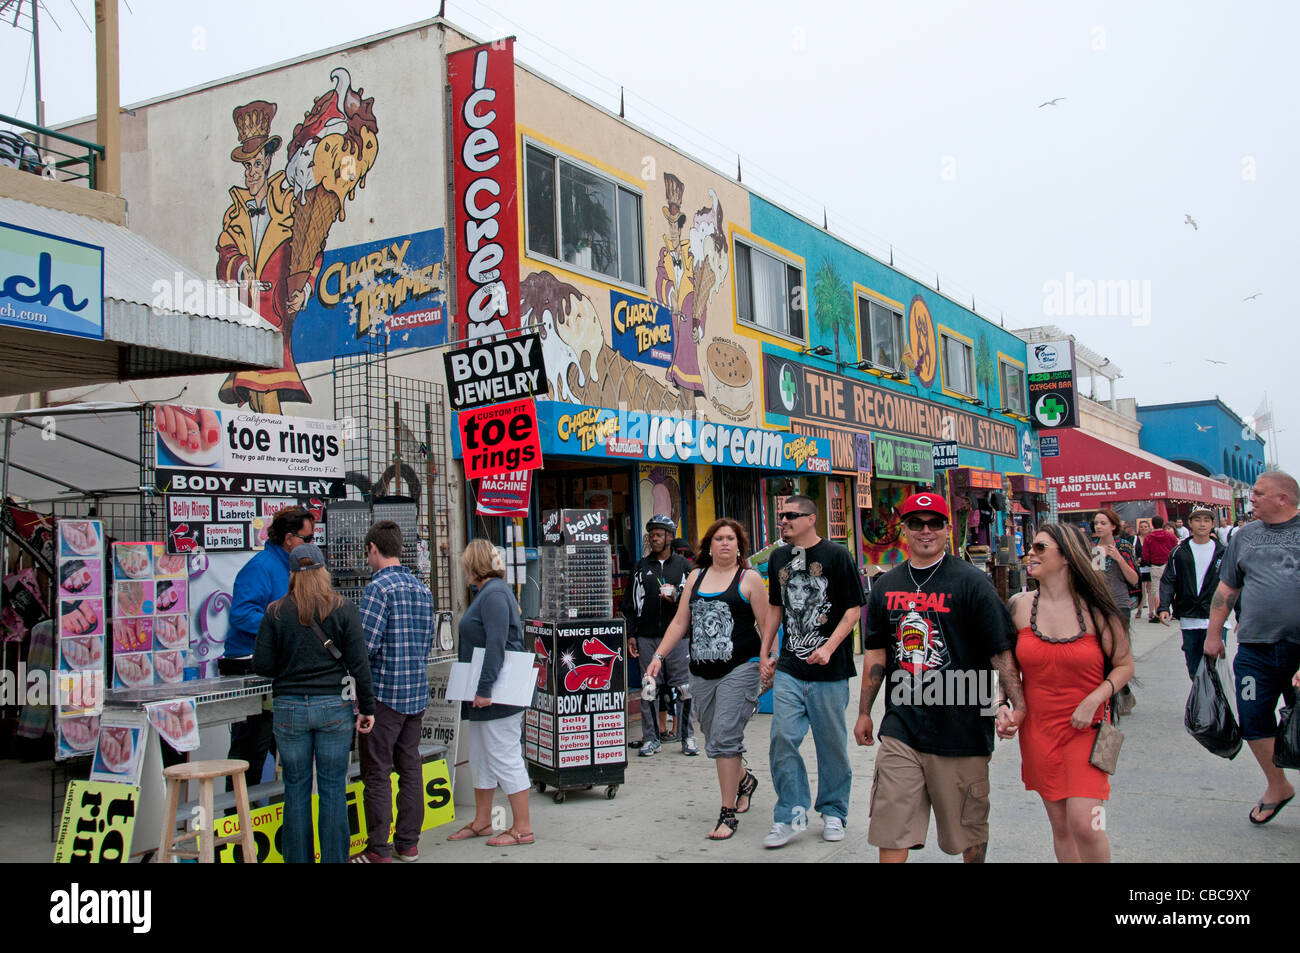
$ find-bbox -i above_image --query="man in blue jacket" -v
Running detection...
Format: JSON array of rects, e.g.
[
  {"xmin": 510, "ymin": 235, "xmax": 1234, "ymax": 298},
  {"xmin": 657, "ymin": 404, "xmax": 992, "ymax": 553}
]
[{"xmin": 222, "ymin": 505, "xmax": 315, "ymax": 786}]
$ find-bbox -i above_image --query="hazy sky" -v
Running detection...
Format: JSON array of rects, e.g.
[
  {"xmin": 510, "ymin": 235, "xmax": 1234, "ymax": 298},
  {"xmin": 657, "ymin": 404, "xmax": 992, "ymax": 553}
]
[{"xmin": 4, "ymin": 0, "xmax": 1295, "ymax": 474}]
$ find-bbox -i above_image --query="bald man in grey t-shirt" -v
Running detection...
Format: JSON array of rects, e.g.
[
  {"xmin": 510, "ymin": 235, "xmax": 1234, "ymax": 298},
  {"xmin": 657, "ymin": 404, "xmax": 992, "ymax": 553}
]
[{"xmin": 1205, "ymin": 472, "xmax": 1300, "ymax": 825}]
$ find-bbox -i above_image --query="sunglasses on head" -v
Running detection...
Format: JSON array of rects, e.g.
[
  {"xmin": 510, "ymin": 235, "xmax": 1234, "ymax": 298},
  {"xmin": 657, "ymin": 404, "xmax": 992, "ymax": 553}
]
[
  {"xmin": 778, "ymin": 511, "xmax": 813, "ymax": 522},
  {"xmin": 904, "ymin": 516, "xmax": 947, "ymax": 532}
]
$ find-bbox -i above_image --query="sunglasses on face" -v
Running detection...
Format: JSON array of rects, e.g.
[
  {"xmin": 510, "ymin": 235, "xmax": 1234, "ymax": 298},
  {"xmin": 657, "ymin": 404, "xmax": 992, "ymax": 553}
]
[
  {"xmin": 778, "ymin": 511, "xmax": 813, "ymax": 522},
  {"xmin": 290, "ymin": 531, "xmax": 315, "ymax": 543},
  {"xmin": 1030, "ymin": 541, "xmax": 1054, "ymax": 553},
  {"xmin": 904, "ymin": 517, "xmax": 948, "ymax": 532}
]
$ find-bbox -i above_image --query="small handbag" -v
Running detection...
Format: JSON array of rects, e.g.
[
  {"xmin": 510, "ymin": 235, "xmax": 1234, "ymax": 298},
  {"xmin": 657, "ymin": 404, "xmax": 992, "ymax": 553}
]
[{"xmin": 1089, "ymin": 701, "xmax": 1124, "ymax": 775}]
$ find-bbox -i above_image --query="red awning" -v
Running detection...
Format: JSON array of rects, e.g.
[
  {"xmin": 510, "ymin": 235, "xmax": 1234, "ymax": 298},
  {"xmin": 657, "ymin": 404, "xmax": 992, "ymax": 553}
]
[{"xmin": 1041, "ymin": 429, "xmax": 1233, "ymax": 511}]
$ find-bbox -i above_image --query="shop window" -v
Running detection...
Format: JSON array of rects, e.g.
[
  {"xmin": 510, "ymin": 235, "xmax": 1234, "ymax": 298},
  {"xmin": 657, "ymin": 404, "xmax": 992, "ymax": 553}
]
[
  {"xmin": 999, "ymin": 360, "xmax": 1026, "ymax": 414},
  {"xmin": 524, "ymin": 142, "xmax": 645, "ymax": 288},
  {"xmin": 942, "ymin": 332, "xmax": 975, "ymax": 397},
  {"xmin": 858, "ymin": 296, "xmax": 904, "ymax": 371},
  {"xmin": 735, "ymin": 239, "xmax": 804, "ymax": 340}
]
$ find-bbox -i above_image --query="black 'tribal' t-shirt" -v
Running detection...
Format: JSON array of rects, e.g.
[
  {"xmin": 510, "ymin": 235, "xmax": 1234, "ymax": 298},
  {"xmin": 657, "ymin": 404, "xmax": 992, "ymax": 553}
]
[
  {"xmin": 864, "ymin": 556, "xmax": 1015, "ymax": 757},
  {"xmin": 768, "ymin": 539, "xmax": 865, "ymax": 682}
]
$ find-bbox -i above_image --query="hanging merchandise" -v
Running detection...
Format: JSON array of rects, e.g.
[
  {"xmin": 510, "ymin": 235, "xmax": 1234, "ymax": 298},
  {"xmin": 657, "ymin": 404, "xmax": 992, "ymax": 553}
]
[
  {"xmin": 55, "ymin": 519, "xmax": 107, "ymax": 759},
  {"xmin": 110, "ymin": 543, "xmax": 191, "ymax": 689},
  {"xmin": 89, "ymin": 710, "xmax": 149, "ymax": 785}
]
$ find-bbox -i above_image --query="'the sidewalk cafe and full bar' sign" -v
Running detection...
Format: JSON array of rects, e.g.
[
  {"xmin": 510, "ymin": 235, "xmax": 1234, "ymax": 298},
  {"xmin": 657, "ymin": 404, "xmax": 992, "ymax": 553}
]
[{"xmin": 0, "ymin": 222, "xmax": 104, "ymax": 341}]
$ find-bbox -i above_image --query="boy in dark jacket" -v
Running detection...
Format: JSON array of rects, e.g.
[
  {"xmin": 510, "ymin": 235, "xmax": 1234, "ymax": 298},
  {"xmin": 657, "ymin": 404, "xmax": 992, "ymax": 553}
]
[{"xmin": 1157, "ymin": 506, "xmax": 1226, "ymax": 678}]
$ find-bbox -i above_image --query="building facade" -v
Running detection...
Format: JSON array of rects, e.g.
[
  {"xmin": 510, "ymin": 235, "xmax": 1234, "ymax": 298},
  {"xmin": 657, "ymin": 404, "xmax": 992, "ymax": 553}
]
[
  {"xmin": 43, "ymin": 16, "xmax": 1040, "ymax": 607},
  {"xmin": 1137, "ymin": 398, "xmax": 1267, "ymax": 517}
]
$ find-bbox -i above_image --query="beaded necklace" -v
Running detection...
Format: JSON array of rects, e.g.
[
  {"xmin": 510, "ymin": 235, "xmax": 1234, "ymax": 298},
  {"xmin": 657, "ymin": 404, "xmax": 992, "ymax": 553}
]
[{"xmin": 1029, "ymin": 589, "xmax": 1090, "ymax": 644}]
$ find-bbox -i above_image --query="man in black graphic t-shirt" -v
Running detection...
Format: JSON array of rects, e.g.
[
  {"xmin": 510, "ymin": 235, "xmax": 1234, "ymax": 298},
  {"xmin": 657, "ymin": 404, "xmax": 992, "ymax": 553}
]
[
  {"xmin": 759, "ymin": 494, "xmax": 865, "ymax": 848},
  {"xmin": 856, "ymin": 492, "xmax": 1022, "ymax": 863}
]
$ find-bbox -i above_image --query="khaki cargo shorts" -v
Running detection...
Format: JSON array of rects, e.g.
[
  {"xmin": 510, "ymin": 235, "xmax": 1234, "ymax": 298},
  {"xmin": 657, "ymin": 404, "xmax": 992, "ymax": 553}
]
[{"xmin": 867, "ymin": 734, "xmax": 991, "ymax": 855}]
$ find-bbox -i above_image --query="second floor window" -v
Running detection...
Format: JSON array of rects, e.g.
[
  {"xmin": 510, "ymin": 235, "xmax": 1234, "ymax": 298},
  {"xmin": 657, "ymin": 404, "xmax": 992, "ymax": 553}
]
[
  {"xmin": 1000, "ymin": 361, "xmax": 1026, "ymax": 414},
  {"xmin": 735, "ymin": 239, "xmax": 803, "ymax": 340},
  {"xmin": 524, "ymin": 142, "xmax": 644, "ymax": 287},
  {"xmin": 942, "ymin": 333, "xmax": 975, "ymax": 397},
  {"xmin": 859, "ymin": 297, "xmax": 903, "ymax": 371}
]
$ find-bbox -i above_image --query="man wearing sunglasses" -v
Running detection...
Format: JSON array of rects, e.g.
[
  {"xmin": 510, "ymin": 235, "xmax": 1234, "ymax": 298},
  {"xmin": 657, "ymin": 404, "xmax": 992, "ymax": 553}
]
[
  {"xmin": 759, "ymin": 494, "xmax": 865, "ymax": 848},
  {"xmin": 223, "ymin": 505, "xmax": 315, "ymax": 786},
  {"xmin": 856, "ymin": 492, "xmax": 1021, "ymax": 863}
]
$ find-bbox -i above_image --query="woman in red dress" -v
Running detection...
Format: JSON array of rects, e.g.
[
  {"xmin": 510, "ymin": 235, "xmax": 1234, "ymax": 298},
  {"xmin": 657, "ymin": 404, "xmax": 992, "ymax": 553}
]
[{"xmin": 996, "ymin": 523, "xmax": 1135, "ymax": 862}]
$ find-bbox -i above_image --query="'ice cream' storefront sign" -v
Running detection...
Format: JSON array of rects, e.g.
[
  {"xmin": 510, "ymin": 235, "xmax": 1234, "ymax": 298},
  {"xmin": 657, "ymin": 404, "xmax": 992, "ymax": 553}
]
[{"xmin": 493, "ymin": 402, "xmax": 829, "ymax": 473}]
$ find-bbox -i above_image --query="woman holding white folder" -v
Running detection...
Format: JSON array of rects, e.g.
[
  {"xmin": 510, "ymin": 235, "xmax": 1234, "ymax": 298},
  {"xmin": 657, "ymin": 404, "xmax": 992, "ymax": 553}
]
[{"xmin": 447, "ymin": 539, "xmax": 535, "ymax": 846}]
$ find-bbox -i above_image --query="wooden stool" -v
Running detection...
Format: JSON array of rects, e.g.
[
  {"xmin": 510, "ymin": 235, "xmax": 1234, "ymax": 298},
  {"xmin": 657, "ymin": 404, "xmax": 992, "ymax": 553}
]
[{"xmin": 158, "ymin": 759, "xmax": 257, "ymax": 863}]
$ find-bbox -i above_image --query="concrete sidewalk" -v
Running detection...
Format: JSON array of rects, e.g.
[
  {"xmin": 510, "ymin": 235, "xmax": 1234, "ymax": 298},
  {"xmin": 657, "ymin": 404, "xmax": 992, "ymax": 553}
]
[
  {"xmin": 428, "ymin": 620, "xmax": 1300, "ymax": 864},
  {"xmin": 2, "ymin": 620, "xmax": 1294, "ymax": 862}
]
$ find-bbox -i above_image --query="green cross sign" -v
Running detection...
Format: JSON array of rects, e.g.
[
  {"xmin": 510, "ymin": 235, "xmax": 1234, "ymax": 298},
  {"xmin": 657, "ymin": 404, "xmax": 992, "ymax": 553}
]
[
  {"xmin": 780, "ymin": 366, "xmax": 798, "ymax": 411},
  {"xmin": 1035, "ymin": 393, "xmax": 1068, "ymax": 426}
]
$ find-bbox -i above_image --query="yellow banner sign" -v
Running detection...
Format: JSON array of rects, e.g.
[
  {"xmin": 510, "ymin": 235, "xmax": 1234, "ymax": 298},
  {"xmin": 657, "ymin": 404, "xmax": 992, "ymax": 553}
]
[
  {"xmin": 53, "ymin": 781, "xmax": 139, "ymax": 863},
  {"xmin": 215, "ymin": 758, "xmax": 454, "ymax": 863}
]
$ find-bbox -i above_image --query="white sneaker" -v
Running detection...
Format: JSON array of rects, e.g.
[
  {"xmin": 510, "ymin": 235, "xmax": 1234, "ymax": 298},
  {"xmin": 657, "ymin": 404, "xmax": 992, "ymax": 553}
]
[
  {"xmin": 763, "ymin": 822, "xmax": 796, "ymax": 848},
  {"xmin": 822, "ymin": 816, "xmax": 845, "ymax": 842}
]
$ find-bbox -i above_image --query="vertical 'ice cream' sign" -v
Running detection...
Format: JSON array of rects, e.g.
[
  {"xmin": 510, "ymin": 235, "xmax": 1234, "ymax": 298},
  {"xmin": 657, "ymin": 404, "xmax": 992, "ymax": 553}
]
[{"xmin": 447, "ymin": 39, "xmax": 520, "ymax": 344}]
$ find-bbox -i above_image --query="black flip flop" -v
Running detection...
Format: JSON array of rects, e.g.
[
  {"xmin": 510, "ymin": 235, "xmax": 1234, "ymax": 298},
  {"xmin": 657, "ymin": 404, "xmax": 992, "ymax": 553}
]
[{"xmin": 1249, "ymin": 794, "xmax": 1294, "ymax": 825}]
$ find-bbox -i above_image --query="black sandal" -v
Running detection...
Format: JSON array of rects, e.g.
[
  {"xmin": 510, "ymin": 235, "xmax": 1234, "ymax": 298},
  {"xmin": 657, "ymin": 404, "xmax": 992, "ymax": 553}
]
[
  {"xmin": 736, "ymin": 769, "xmax": 758, "ymax": 814},
  {"xmin": 708, "ymin": 806, "xmax": 738, "ymax": 840}
]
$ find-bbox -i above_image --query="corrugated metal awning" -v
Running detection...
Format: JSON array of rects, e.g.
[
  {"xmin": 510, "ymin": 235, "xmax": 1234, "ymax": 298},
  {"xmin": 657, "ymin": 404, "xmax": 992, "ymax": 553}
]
[{"xmin": 0, "ymin": 196, "xmax": 281, "ymax": 395}]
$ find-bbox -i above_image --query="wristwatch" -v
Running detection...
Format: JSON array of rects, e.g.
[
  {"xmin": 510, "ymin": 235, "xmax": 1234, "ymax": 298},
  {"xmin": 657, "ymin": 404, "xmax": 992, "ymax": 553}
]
[{"xmin": 653, "ymin": 652, "xmax": 665, "ymax": 662}]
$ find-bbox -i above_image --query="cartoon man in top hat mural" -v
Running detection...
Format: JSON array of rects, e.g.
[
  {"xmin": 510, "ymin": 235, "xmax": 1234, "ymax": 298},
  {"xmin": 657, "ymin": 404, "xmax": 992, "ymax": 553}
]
[{"xmin": 216, "ymin": 100, "xmax": 313, "ymax": 412}]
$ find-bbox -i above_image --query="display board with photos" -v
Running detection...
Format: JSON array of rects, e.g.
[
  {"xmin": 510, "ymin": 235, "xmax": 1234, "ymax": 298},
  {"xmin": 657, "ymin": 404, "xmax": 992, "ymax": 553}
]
[
  {"xmin": 111, "ymin": 542, "xmax": 189, "ymax": 690},
  {"xmin": 55, "ymin": 519, "xmax": 107, "ymax": 760}
]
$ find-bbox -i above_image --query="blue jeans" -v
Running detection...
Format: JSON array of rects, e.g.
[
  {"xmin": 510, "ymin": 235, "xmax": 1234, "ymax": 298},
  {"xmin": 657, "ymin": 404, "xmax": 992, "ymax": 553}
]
[
  {"xmin": 1233, "ymin": 642, "xmax": 1300, "ymax": 741},
  {"xmin": 769, "ymin": 671, "xmax": 852, "ymax": 824},
  {"xmin": 273, "ymin": 695, "xmax": 354, "ymax": 863}
]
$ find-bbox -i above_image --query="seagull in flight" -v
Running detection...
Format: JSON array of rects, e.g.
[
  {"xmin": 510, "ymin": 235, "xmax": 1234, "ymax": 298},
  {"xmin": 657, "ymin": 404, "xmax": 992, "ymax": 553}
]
[
  {"xmin": 1243, "ymin": 292, "xmax": 1262, "ymax": 301},
  {"xmin": 1185, "ymin": 214, "xmax": 1198, "ymax": 230},
  {"xmin": 1204, "ymin": 359, "xmax": 1227, "ymax": 366},
  {"xmin": 1038, "ymin": 97, "xmax": 1066, "ymax": 107},
  {"xmin": 1194, "ymin": 422, "xmax": 1214, "ymax": 431}
]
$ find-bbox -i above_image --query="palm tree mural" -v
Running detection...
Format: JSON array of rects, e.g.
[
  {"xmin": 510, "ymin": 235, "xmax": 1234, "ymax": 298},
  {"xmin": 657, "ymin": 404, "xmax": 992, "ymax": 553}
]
[
  {"xmin": 812, "ymin": 259, "xmax": 854, "ymax": 363},
  {"xmin": 976, "ymin": 331, "xmax": 996, "ymax": 405}
]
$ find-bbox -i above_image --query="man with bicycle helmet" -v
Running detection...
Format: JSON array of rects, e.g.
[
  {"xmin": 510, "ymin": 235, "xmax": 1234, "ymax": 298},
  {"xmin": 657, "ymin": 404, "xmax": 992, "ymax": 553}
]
[{"xmin": 622, "ymin": 514, "xmax": 696, "ymax": 756}]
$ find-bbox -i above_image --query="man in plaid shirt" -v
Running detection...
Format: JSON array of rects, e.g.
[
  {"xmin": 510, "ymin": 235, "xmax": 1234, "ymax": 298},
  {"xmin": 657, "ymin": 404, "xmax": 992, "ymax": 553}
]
[{"xmin": 353, "ymin": 520, "xmax": 435, "ymax": 863}]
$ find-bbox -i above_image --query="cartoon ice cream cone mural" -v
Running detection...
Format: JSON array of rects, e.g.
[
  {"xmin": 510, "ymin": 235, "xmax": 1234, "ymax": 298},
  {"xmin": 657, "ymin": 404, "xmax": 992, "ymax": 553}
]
[{"xmin": 215, "ymin": 71, "xmax": 379, "ymax": 411}]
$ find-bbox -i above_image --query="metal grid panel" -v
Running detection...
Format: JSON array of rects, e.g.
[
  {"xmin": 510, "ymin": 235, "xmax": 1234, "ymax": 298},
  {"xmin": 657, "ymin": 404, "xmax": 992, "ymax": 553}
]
[
  {"xmin": 333, "ymin": 331, "xmax": 389, "ymax": 501},
  {"xmin": 387, "ymin": 375, "xmax": 452, "ymax": 613}
]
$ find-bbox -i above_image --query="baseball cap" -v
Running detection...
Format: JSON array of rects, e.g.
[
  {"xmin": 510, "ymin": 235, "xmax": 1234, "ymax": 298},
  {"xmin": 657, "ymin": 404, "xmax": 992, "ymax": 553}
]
[
  {"xmin": 288, "ymin": 543, "xmax": 327, "ymax": 572},
  {"xmin": 899, "ymin": 492, "xmax": 951, "ymax": 522},
  {"xmin": 1188, "ymin": 505, "xmax": 1215, "ymax": 520}
]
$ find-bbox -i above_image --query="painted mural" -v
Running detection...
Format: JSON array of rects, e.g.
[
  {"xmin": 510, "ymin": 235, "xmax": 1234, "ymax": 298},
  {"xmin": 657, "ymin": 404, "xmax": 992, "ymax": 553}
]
[
  {"xmin": 653, "ymin": 174, "xmax": 731, "ymax": 411},
  {"xmin": 903, "ymin": 295, "xmax": 937, "ymax": 389},
  {"xmin": 812, "ymin": 260, "xmax": 854, "ymax": 364},
  {"xmin": 291, "ymin": 228, "xmax": 446, "ymax": 364},
  {"xmin": 215, "ymin": 69, "xmax": 381, "ymax": 411},
  {"xmin": 861, "ymin": 482, "xmax": 910, "ymax": 565},
  {"xmin": 638, "ymin": 463, "xmax": 682, "ymax": 552},
  {"xmin": 519, "ymin": 270, "xmax": 689, "ymax": 414},
  {"xmin": 517, "ymin": 161, "xmax": 760, "ymax": 428}
]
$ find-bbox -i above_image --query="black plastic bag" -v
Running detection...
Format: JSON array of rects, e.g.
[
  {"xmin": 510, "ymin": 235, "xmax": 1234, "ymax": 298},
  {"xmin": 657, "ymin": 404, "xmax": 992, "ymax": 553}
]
[
  {"xmin": 1184, "ymin": 656, "xmax": 1243, "ymax": 759},
  {"xmin": 1274, "ymin": 707, "xmax": 1300, "ymax": 770}
]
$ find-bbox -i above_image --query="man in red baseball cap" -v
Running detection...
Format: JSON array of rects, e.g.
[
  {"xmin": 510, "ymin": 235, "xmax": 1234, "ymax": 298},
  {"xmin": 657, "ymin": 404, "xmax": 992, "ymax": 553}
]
[{"xmin": 855, "ymin": 490, "xmax": 1023, "ymax": 863}]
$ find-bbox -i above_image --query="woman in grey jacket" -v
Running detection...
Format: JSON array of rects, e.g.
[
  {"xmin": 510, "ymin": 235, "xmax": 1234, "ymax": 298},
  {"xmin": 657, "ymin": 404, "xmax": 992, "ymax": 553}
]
[{"xmin": 446, "ymin": 540, "xmax": 535, "ymax": 847}]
